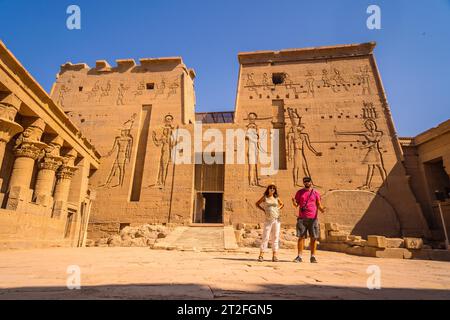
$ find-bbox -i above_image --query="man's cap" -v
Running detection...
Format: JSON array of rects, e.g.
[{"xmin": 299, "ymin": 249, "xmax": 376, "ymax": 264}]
[{"xmin": 303, "ymin": 177, "xmax": 312, "ymax": 182}]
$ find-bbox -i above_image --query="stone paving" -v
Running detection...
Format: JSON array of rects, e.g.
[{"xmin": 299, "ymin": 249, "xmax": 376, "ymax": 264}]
[{"xmin": 0, "ymin": 247, "xmax": 449, "ymax": 299}]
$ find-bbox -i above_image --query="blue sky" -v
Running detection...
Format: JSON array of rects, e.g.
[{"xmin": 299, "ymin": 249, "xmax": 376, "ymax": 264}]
[{"xmin": 0, "ymin": 0, "xmax": 449, "ymax": 136}]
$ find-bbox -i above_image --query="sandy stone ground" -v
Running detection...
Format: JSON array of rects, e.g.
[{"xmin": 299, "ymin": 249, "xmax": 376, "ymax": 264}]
[{"xmin": 0, "ymin": 247, "xmax": 449, "ymax": 300}]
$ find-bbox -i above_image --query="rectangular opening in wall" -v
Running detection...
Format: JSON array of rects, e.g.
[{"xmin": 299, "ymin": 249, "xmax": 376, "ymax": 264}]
[
  {"xmin": 64, "ymin": 209, "xmax": 76, "ymax": 238},
  {"xmin": 146, "ymin": 83, "xmax": 155, "ymax": 90},
  {"xmin": 272, "ymin": 100, "xmax": 287, "ymax": 170},
  {"xmin": 130, "ymin": 105, "xmax": 152, "ymax": 202}
]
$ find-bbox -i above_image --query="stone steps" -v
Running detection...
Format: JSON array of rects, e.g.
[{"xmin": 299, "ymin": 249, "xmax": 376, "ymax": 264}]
[{"xmin": 153, "ymin": 225, "xmax": 239, "ymax": 252}]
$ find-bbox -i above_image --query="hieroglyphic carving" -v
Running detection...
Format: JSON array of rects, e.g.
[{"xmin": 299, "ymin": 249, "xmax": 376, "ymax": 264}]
[
  {"xmin": 102, "ymin": 114, "xmax": 136, "ymax": 188},
  {"xmin": 358, "ymin": 65, "xmax": 371, "ymax": 95},
  {"xmin": 168, "ymin": 76, "xmax": 180, "ymax": 97},
  {"xmin": 286, "ymin": 108, "xmax": 322, "ymax": 186},
  {"xmin": 245, "ymin": 73, "xmax": 259, "ymax": 95},
  {"xmin": 86, "ymin": 81, "xmax": 100, "ymax": 101},
  {"xmin": 133, "ymin": 80, "xmax": 145, "ymax": 98},
  {"xmin": 284, "ymin": 73, "xmax": 300, "ymax": 95},
  {"xmin": 331, "ymin": 68, "xmax": 349, "ymax": 92},
  {"xmin": 262, "ymin": 73, "xmax": 273, "ymax": 92},
  {"xmin": 99, "ymin": 80, "xmax": 112, "ymax": 100},
  {"xmin": 155, "ymin": 77, "xmax": 167, "ymax": 97},
  {"xmin": 362, "ymin": 101, "xmax": 378, "ymax": 119},
  {"xmin": 116, "ymin": 82, "xmax": 129, "ymax": 105},
  {"xmin": 305, "ymin": 70, "xmax": 315, "ymax": 98},
  {"xmin": 335, "ymin": 118, "xmax": 387, "ymax": 190},
  {"xmin": 57, "ymin": 83, "xmax": 71, "ymax": 107},
  {"xmin": 151, "ymin": 114, "xmax": 174, "ymax": 187}
]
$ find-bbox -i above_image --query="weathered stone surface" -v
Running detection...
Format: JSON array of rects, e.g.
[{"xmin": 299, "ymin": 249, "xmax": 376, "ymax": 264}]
[
  {"xmin": 404, "ymin": 237, "xmax": 424, "ymax": 249},
  {"xmin": 375, "ymin": 248, "xmax": 412, "ymax": 259},
  {"xmin": 385, "ymin": 238, "xmax": 405, "ymax": 248},
  {"xmin": 367, "ymin": 235, "xmax": 387, "ymax": 248}
]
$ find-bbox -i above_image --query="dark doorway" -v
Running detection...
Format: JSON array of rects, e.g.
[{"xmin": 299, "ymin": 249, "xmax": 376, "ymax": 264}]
[{"xmin": 194, "ymin": 192, "xmax": 223, "ymax": 223}]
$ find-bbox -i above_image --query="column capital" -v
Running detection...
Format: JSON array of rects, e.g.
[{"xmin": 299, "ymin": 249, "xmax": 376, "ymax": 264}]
[
  {"xmin": 0, "ymin": 119, "xmax": 23, "ymax": 144},
  {"xmin": 13, "ymin": 140, "xmax": 47, "ymax": 160},
  {"xmin": 0, "ymin": 93, "xmax": 23, "ymax": 144},
  {"xmin": 0, "ymin": 93, "xmax": 21, "ymax": 121},
  {"xmin": 37, "ymin": 136, "xmax": 64, "ymax": 171},
  {"xmin": 56, "ymin": 165, "xmax": 78, "ymax": 180}
]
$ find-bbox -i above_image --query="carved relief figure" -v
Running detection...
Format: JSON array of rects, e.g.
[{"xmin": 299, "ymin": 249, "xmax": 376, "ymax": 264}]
[
  {"xmin": 155, "ymin": 77, "xmax": 167, "ymax": 97},
  {"xmin": 116, "ymin": 82, "xmax": 129, "ymax": 105},
  {"xmin": 262, "ymin": 73, "xmax": 272, "ymax": 92},
  {"xmin": 287, "ymin": 108, "xmax": 322, "ymax": 186},
  {"xmin": 99, "ymin": 80, "xmax": 112, "ymax": 100},
  {"xmin": 322, "ymin": 69, "xmax": 332, "ymax": 88},
  {"xmin": 86, "ymin": 81, "xmax": 100, "ymax": 101},
  {"xmin": 331, "ymin": 68, "xmax": 349, "ymax": 92},
  {"xmin": 245, "ymin": 73, "xmax": 259, "ymax": 95},
  {"xmin": 359, "ymin": 65, "xmax": 371, "ymax": 95},
  {"xmin": 151, "ymin": 114, "xmax": 175, "ymax": 187},
  {"xmin": 57, "ymin": 83, "xmax": 71, "ymax": 107},
  {"xmin": 168, "ymin": 77, "xmax": 180, "ymax": 97},
  {"xmin": 133, "ymin": 80, "xmax": 145, "ymax": 98},
  {"xmin": 335, "ymin": 119, "xmax": 387, "ymax": 189},
  {"xmin": 102, "ymin": 114, "xmax": 136, "ymax": 188},
  {"xmin": 284, "ymin": 73, "xmax": 300, "ymax": 95},
  {"xmin": 245, "ymin": 112, "xmax": 261, "ymax": 186},
  {"xmin": 305, "ymin": 70, "xmax": 315, "ymax": 98}
]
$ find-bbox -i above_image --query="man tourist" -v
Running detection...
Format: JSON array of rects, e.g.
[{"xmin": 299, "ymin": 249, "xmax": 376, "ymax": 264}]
[{"xmin": 292, "ymin": 177, "xmax": 325, "ymax": 263}]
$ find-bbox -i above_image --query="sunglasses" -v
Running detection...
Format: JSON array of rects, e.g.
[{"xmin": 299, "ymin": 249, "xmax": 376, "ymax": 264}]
[{"xmin": 268, "ymin": 186, "xmax": 276, "ymax": 190}]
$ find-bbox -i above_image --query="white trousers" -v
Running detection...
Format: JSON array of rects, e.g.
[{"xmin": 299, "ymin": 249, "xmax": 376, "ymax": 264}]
[{"xmin": 260, "ymin": 219, "xmax": 281, "ymax": 253}]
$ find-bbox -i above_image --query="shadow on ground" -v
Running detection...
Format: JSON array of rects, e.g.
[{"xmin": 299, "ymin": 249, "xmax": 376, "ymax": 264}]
[{"xmin": 1, "ymin": 283, "xmax": 449, "ymax": 300}]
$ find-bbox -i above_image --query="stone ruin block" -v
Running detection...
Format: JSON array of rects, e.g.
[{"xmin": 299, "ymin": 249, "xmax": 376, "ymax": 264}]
[
  {"xmin": 404, "ymin": 237, "xmax": 424, "ymax": 249},
  {"xmin": 385, "ymin": 238, "xmax": 405, "ymax": 248},
  {"xmin": 367, "ymin": 235, "xmax": 387, "ymax": 248}
]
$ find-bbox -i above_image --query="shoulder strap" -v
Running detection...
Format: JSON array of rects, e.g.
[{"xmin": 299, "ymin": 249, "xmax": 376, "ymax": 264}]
[{"xmin": 301, "ymin": 188, "xmax": 314, "ymax": 210}]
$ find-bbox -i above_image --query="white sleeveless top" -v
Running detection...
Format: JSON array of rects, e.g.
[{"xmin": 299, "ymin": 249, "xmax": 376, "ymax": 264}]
[{"xmin": 264, "ymin": 196, "xmax": 280, "ymax": 220}]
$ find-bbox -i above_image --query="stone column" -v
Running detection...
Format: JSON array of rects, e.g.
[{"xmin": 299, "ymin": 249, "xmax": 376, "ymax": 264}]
[
  {"xmin": 52, "ymin": 149, "xmax": 78, "ymax": 218},
  {"xmin": 6, "ymin": 118, "xmax": 47, "ymax": 211},
  {"xmin": 0, "ymin": 93, "xmax": 23, "ymax": 188},
  {"xmin": 34, "ymin": 136, "xmax": 64, "ymax": 207}
]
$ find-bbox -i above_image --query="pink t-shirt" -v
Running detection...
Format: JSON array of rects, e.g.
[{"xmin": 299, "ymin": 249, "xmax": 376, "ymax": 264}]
[{"xmin": 294, "ymin": 189, "xmax": 320, "ymax": 219}]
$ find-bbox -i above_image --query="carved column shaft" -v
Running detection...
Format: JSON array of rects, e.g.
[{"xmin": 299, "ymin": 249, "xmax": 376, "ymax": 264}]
[
  {"xmin": 52, "ymin": 149, "xmax": 77, "ymax": 218},
  {"xmin": 34, "ymin": 137, "xmax": 64, "ymax": 204},
  {"xmin": 6, "ymin": 118, "xmax": 46, "ymax": 210}
]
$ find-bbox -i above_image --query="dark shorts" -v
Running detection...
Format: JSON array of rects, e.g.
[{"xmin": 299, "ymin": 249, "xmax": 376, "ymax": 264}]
[{"xmin": 296, "ymin": 218, "xmax": 320, "ymax": 239}]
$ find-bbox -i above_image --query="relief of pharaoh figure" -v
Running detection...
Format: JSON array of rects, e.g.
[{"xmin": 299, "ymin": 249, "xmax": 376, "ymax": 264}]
[
  {"xmin": 151, "ymin": 114, "xmax": 175, "ymax": 187},
  {"xmin": 335, "ymin": 119, "xmax": 387, "ymax": 189},
  {"xmin": 287, "ymin": 108, "xmax": 322, "ymax": 186},
  {"xmin": 245, "ymin": 112, "xmax": 263, "ymax": 187},
  {"xmin": 102, "ymin": 115, "xmax": 136, "ymax": 188}
]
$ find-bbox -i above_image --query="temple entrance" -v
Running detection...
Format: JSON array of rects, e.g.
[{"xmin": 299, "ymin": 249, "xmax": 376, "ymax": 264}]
[
  {"xmin": 193, "ymin": 192, "xmax": 223, "ymax": 223},
  {"xmin": 193, "ymin": 153, "xmax": 224, "ymax": 224}
]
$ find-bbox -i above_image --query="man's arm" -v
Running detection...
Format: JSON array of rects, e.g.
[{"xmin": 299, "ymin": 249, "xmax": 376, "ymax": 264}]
[{"xmin": 316, "ymin": 195, "xmax": 326, "ymax": 213}]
